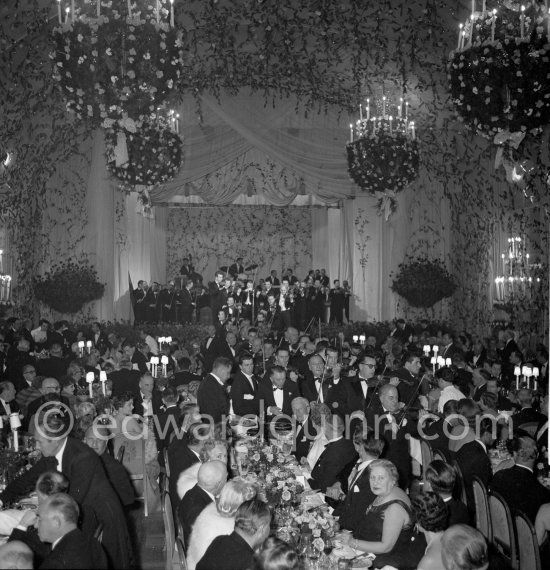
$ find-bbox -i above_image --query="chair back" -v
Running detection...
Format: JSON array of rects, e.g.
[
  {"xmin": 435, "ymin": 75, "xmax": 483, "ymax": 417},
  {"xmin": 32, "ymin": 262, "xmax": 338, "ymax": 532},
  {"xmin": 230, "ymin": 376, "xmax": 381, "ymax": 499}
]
[
  {"xmin": 116, "ymin": 444, "xmax": 125, "ymax": 463},
  {"xmin": 432, "ymin": 448, "xmax": 448, "ymax": 463},
  {"xmin": 164, "ymin": 447, "xmax": 171, "ymax": 479},
  {"xmin": 517, "ymin": 422, "xmax": 539, "ymax": 438},
  {"xmin": 488, "ymin": 490, "xmax": 518, "ymax": 569},
  {"xmin": 175, "ymin": 536, "xmax": 188, "ymax": 569},
  {"xmin": 420, "ymin": 440, "xmax": 434, "ymax": 484},
  {"xmin": 162, "ymin": 492, "xmax": 177, "ymax": 570},
  {"xmin": 472, "ymin": 476, "xmax": 492, "ymax": 543},
  {"xmin": 114, "ymin": 433, "xmax": 149, "ymax": 516},
  {"xmin": 514, "ymin": 510, "xmax": 541, "ymax": 570},
  {"xmin": 451, "ymin": 460, "xmax": 468, "ymax": 505}
]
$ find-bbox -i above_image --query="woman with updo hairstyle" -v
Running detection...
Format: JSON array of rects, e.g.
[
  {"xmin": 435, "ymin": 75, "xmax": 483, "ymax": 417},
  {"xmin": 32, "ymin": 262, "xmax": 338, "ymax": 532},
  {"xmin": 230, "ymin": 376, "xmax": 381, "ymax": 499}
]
[
  {"xmin": 441, "ymin": 524, "xmax": 489, "ymax": 570},
  {"xmin": 411, "ymin": 492, "xmax": 449, "ymax": 570},
  {"xmin": 187, "ymin": 479, "xmax": 257, "ymax": 570},
  {"xmin": 252, "ymin": 537, "xmax": 299, "ymax": 570}
]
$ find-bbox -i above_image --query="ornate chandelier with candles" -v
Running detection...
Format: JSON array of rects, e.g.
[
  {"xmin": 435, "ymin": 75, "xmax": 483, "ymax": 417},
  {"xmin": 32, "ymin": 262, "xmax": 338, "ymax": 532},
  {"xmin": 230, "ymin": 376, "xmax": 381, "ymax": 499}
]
[
  {"xmin": 448, "ymin": 1, "xmax": 550, "ymax": 139},
  {"xmin": 346, "ymin": 94, "xmax": 419, "ymax": 218},
  {"xmin": 51, "ymin": 0, "xmax": 184, "ymax": 126}
]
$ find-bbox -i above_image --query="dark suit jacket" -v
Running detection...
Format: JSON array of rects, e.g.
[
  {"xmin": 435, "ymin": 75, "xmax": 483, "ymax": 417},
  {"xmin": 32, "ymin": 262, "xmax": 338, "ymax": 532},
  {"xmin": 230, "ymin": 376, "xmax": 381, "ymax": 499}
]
[
  {"xmin": 299, "ymin": 372, "xmax": 348, "ymax": 416},
  {"xmin": 154, "ymin": 405, "xmax": 181, "ymax": 463},
  {"xmin": 446, "ymin": 497, "xmax": 471, "ymax": 526},
  {"xmin": 178, "ymin": 484, "xmax": 213, "ymax": 545},
  {"xmin": 131, "ymin": 350, "xmax": 149, "ymax": 374},
  {"xmin": 132, "ymin": 391, "xmax": 163, "ymax": 417},
  {"xmin": 456, "ymin": 440, "xmax": 492, "ymax": 509},
  {"xmin": 345, "ymin": 377, "xmax": 381, "ymax": 413},
  {"xmin": 38, "ymin": 528, "xmax": 107, "ymax": 569},
  {"xmin": 512, "ymin": 407, "xmax": 547, "ymax": 433},
  {"xmin": 109, "ymin": 368, "xmax": 142, "ymax": 397},
  {"xmin": 100, "ymin": 451, "xmax": 135, "ymax": 507},
  {"xmin": 196, "ymin": 531, "xmax": 254, "ymax": 570},
  {"xmin": 500, "ymin": 338, "xmax": 521, "ymax": 362},
  {"xmin": 293, "ymin": 416, "xmax": 316, "ymax": 463},
  {"xmin": 230, "ymin": 371, "xmax": 259, "ymax": 417},
  {"xmin": 309, "ymin": 437, "xmax": 357, "ymax": 493},
  {"xmin": 26, "ymin": 395, "xmax": 71, "ymax": 423},
  {"xmin": 170, "ymin": 370, "xmax": 201, "ymax": 389},
  {"xmin": 36, "ymin": 356, "xmax": 68, "ymax": 380},
  {"xmin": 257, "ymin": 379, "xmax": 298, "ymax": 419},
  {"xmin": 337, "ymin": 463, "xmax": 376, "ymax": 531},
  {"xmin": 491, "ymin": 465, "xmax": 550, "ymax": 523},
  {"xmin": 167, "ymin": 440, "xmax": 201, "ymax": 505},
  {"xmin": 197, "ymin": 374, "xmax": 230, "ymax": 424},
  {"xmin": 420, "ymin": 417, "xmax": 452, "ymax": 457}
]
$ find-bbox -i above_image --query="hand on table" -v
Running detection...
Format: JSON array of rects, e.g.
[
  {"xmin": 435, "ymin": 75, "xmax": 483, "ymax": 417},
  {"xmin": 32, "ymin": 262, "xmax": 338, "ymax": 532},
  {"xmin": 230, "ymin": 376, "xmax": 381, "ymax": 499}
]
[
  {"xmin": 325, "ymin": 482, "xmax": 342, "ymax": 500},
  {"xmin": 335, "ymin": 531, "xmax": 352, "ymax": 546}
]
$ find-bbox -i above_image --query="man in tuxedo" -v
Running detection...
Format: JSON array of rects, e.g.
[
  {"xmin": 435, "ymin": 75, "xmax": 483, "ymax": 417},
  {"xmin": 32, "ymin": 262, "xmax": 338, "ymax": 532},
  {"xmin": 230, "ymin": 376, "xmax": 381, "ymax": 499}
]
[
  {"xmin": 230, "ymin": 353, "xmax": 259, "ymax": 417},
  {"xmin": 471, "ymin": 368, "xmax": 490, "ymax": 402},
  {"xmin": 180, "ymin": 279, "xmax": 195, "ymax": 324},
  {"xmin": 511, "ymin": 388, "xmax": 546, "ymax": 433},
  {"xmin": 229, "ymin": 257, "xmax": 245, "ymax": 279},
  {"xmin": 500, "ymin": 329, "xmax": 522, "ymax": 363},
  {"xmin": 390, "ymin": 318, "xmax": 414, "ymax": 345},
  {"xmin": 109, "ymin": 358, "xmax": 141, "ymax": 397},
  {"xmin": 0, "ymin": 414, "xmax": 130, "ymax": 568},
  {"xmin": 308, "ymin": 414, "xmax": 357, "ymax": 493},
  {"xmin": 196, "ymin": 499, "xmax": 271, "ymax": 570},
  {"xmin": 26, "ymin": 378, "xmax": 71, "ymax": 429},
  {"xmin": 178, "ymin": 460, "xmax": 228, "ymax": 545},
  {"xmin": 180, "ymin": 255, "xmax": 194, "ymax": 277},
  {"xmin": 290, "ymin": 397, "xmax": 316, "ymax": 463},
  {"xmin": 144, "ymin": 281, "xmax": 161, "ymax": 323},
  {"xmin": 4, "ymin": 339, "xmax": 35, "ymax": 385},
  {"xmin": 36, "ymin": 493, "xmax": 108, "ymax": 569},
  {"xmin": 391, "ymin": 353, "xmax": 425, "ymax": 407},
  {"xmin": 170, "ymin": 357, "xmax": 202, "ymax": 391},
  {"xmin": 418, "ymin": 400, "xmax": 457, "ymax": 459},
  {"xmin": 346, "ymin": 350, "xmax": 379, "ymax": 414},
  {"xmin": 90, "ymin": 322, "xmax": 110, "ymax": 352},
  {"xmin": 257, "ymin": 365, "xmax": 298, "ymax": 435},
  {"xmin": 197, "ymin": 356, "xmax": 232, "ymax": 424},
  {"xmin": 329, "ymin": 430, "xmax": 384, "ymax": 531},
  {"xmin": 132, "ymin": 280, "xmax": 148, "ymax": 324},
  {"xmin": 425, "ymin": 460, "xmax": 470, "ymax": 526},
  {"xmin": 491, "ymin": 435, "xmax": 550, "ymax": 523},
  {"xmin": 133, "ymin": 374, "xmax": 162, "ymax": 418},
  {"xmin": 153, "ymin": 386, "xmax": 181, "ymax": 465},
  {"xmin": 36, "ymin": 343, "xmax": 68, "ymax": 380},
  {"xmin": 158, "ymin": 281, "xmax": 178, "ymax": 322},
  {"xmin": 300, "ymin": 354, "xmax": 347, "ymax": 416},
  {"xmin": 208, "ymin": 271, "xmax": 227, "ymax": 316},
  {"xmin": 456, "ymin": 417, "xmax": 495, "ymax": 510},
  {"xmin": 122, "ymin": 341, "xmax": 149, "ymax": 374}
]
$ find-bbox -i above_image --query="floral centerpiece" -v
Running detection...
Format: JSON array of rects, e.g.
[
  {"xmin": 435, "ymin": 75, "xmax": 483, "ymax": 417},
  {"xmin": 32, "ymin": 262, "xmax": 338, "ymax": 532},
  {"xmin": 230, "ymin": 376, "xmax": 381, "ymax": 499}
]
[
  {"xmin": 391, "ymin": 257, "xmax": 457, "ymax": 308},
  {"xmin": 291, "ymin": 507, "xmax": 338, "ymax": 552},
  {"xmin": 51, "ymin": 1, "xmax": 184, "ymax": 126},
  {"xmin": 448, "ymin": 3, "xmax": 550, "ymax": 138}
]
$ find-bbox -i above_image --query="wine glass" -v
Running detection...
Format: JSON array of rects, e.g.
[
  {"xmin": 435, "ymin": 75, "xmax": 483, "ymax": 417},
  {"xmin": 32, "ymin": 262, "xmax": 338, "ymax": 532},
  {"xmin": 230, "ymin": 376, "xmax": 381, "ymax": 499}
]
[{"xmin": 323, "ymin": 537, "xmax": 333, "ymax": 556}]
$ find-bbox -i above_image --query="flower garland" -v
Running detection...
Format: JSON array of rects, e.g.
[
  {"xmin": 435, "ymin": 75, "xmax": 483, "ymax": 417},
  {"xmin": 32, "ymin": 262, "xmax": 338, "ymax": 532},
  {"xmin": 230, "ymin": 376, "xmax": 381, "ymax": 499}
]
[
  {"xmin": 105, "ymin": 117, "xmax": 183, "ymax": 187},
  {"xmin": 346, "ymin": 130, "xmax": 419, "ymax": 213},
  {"xmin": 448, "ymin": 4, "xmax": 550, "ymax": 138},
  {"xmin": 51, "ymin": 3, "xmax": 183, "ymax": 125}
]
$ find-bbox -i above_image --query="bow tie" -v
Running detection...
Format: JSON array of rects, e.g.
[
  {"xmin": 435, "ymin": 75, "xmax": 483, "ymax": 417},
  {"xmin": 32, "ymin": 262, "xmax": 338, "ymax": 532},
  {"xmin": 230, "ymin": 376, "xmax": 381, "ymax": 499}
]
[{"xmin": 273, "ymin": 386, "xmax": 282, "ymax": 392}]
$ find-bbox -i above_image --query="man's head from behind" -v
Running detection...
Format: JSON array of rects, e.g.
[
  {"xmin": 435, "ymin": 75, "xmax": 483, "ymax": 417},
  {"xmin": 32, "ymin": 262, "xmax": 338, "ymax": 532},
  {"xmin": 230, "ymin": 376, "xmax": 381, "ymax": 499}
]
[
  {"xmin": 37, "ymin": 493, "xmax": 79, "ymax": 544},
  {"xmin": 197, "ymin": 460, "xmax": 228, "ymax": 497},
  {"xmin": 234, "ymin": 499, "xmax": 271, "ymax": 549},
  {"xmin": 0, "ymin": 542, "xmax": 33, "ymax": 570}
]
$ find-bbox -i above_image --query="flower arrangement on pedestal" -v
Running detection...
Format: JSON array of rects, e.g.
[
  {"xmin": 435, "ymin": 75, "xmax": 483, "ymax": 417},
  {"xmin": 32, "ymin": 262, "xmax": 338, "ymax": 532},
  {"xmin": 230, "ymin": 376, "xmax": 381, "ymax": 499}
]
[
  {"xmin": 346, "ymin": 97, "xmax": 419, "ymax": 218},
  {"xmin": 391, "ymin": 257, "xmax": 457, "ymax": 308},
  {"xmin": 448, "ymin": 2, "xmax": 550, "ymax": 139},
  {"xmin": 51, "ymin": 0, "xmax": 183, "ymax": 126},
  {"xmin": 33, "ymin": 259, "xmax": 105, "ymax": 314}
]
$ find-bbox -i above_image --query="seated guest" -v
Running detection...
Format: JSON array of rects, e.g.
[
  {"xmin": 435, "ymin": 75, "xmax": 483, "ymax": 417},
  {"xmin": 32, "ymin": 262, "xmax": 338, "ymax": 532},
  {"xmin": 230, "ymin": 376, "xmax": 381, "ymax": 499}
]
[
  {"xmin": 490, "ymin": 435, "xmax": 550, "ymax": 523},
  {"xmin": 178, "ymin": 460, "xmax": 228, "ymax": 545},
  {"xmin": 308, "ymin": 413, "xmax": 356, "ymax": 493},
  {"xmin": 36, "ymin": 493, "xmax": 107, "ymax": 569},
  {"xmin": 14, "ymin": 365, "xmax": 41, "ymax": 417},
  {"xmin": 329, "ymin": 428, "xmax": 384, "ymax": 532},
  {"xmin": 177, "ymin": 438, "xmax": 228, "ymax": 499},
  {"xmin": 411, "ymin": 492, "xmax": 449, "ymax": 570},
  {"xmin": 424, "ymin": 460, "xmax": 470, "ymax": 526},
  {"xmin": 290, "ymin": 397, "xmax": 315, "ymax": 463},
  {"xmin": 0, "ymin": 541, "xmax": 33, "ymax": 570},
  {"xmin": 448, "ymin": 399, "xmax": 477, "ymax": 454},
  {"xmin": 36, "ymin": 344, "xmax": 67, "ymax": 380},
  {"xmin": 187, "ymin": 480, "xmax": 256, "ymax": 570},
  {"xmin": 257, "ymin": 365, "xmax": 298, "ymax": 434},
  {"xmin": 440, "ymin": 524, "xmax": 489, "ymax": 570},
  {"xmin": 252, "ymin": 537, "xmax": 299, "ymax": 570},
  {"xmin": 436, "ymin": 367, "xmax": 466, "ymax": 414},
  {"xmin": 305, "ymin": 403, "xmax": 331, "ymax": 469},
  {"xmin": 419, "ymin": 399, "xmax": 458, "ymax": 459},
  {"xmin": 83, "ymin": 426, "xmax": 135, "ymax": 508},
  {"xmin": 337, "ymin": 459, "xmax": 425, "ymax": 569},
  {"xmin": 153, "ymin": 386, "xmax": 181, "ymax": 465},
  {"xmin": 26, "ymin": 377, "xmax": 71, "ymax": 427},
  {"xmin": 196, "ymin": 499, "xmax": 271, "ymax": 570},
  {"xmin": 512, "ymin": 388, "xmax": 546, "ymax": 433},
  {"xmin": 109, "ymin": 358, "xmax": 141, "ymax": 397},
  {"xmin": 456, "ymin": 418, "xmax": 495, "ymax": 511},
  {"xmin": 170, "ymin": 357, "xmax": 201, "ymax": 390}
]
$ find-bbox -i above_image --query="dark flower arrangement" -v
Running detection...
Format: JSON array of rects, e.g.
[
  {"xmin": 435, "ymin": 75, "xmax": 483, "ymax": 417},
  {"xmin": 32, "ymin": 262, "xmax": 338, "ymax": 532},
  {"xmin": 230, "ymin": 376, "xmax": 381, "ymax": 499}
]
[
  {"xmin": 51, "ymin": 3, "xmax": 183, "ymax": 126},
  {"xmin": 391, "ymin": 257, "xmax": 457, "ymax": 308},
  {"xmin": 346, "ymin": 128, "xmax": 419, "ymax": 214},
  {"xmin": 448, "ymin": 4, "xmax": 550, "ymax": 138},
  {"xmin": 105, "ymin": 116, "xmax": 183, "ymax": 186},
  {"xmin": 33, "ymin": 260, "xmax": 105, "ymax": 314}
]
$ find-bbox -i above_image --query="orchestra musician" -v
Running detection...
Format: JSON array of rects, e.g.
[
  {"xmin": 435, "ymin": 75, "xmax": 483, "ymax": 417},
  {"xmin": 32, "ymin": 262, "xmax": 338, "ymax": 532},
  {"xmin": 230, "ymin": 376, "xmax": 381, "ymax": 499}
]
[
  {"xmin": 159, "ymin": 281, "xmax": 178, "ymax": 322},
  {"xmin": 132, "ymin": 280, "xmax": 148, "ymax": 324},
  {"xmin": 228, "ymin": 257, "xmax": 245, "ymax": 279},
  {"xmin": 180, "ymin": 279, "xmax": 195, "ymax": 324}
]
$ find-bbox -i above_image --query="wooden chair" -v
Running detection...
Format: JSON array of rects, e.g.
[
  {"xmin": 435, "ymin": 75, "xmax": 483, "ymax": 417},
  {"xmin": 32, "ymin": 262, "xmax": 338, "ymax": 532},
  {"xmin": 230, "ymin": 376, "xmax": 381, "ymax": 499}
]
[
  {"xmin": 114, "ymin": 434, "xmax": 150, "ymax": 517},
  {"xmin": 451, "ymin": 460, "xmax": 468, "ymax": 506},
  {"xmin": 472, "ymin": 476, "xmax": 492, "ymax": 543},
  {"xmin": 162, "ymin": 492, "xmax": 178, "ymax": 570},
  {"xmin": 420, "ymin": 440, "xmax": 434, "ymax": 485},
  {"xmin": 164, "ymin": 447, "xmax": 171, "ymax": 479},
  {"xmin": 514, "ymin": 510, "xmax": 541, "ymax": 570},
  {"xmin": 488, "ymin": 490, "xmax": 518, "ymax": 569},
  {"xmin": 175, "ymin": 536, "xmax": 188, "ymax": 570},
  {"xmin": 116, "ymin": 445, "xmax": 125, "ymax": 463}
]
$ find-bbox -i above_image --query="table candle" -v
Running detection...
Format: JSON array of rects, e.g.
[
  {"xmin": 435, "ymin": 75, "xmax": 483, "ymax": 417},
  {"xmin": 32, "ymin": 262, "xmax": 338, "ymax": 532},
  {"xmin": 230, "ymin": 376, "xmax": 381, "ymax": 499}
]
[
  {"xmin": 491, "ymin": 10, "xmax": 497, "ymax": 41},
  {"xmin": 520, "ymin": 5, "xmax": 525, "ymax": 39},
  {"xmin": 86, "ymin": 340, "xmax": 92, "ymax": 354},
  {"xmin": 150, "ymin": 356, "xmax": 159, "ymax": 377},
  {"xmin": 359, "ymin": 103, "xmax": 363, "ymax": 121},
  {"xmin": 166, "ymin": 336, "xmax": 172, "ymax": 344},
  {"xmin": 458, "ymin": 23, "xmax": 463, "ymax": 49},
  {"xmin": 65, "ymin": 7, "xmax": 70, "ymax": 23},
  {"xmin": 128, "ymin": 0, "xmax": 132, "ymax": 18},
  {"xmin": 430, "ymin": 356, "xmax": 436, "ymax": 374},
  {"xmin": 158, "ymin": 336, "xmax": 165, "ymax": 349},
  {"xmin": 71, "ymin": 0, "xmax": 75, "ymax": 22},
  {"xmin": 170, "ymin": 0, "xmax": 174, "ymax": 27},
  {"xmin": 13, "ymin": 430, "xmax": 18, "ymax": 452},
  {"xmin": 161, "ymin": 355, "xmax": 169, "ymax": 377},
  {"xmin": 100, "ymin": 371, "xmax": 107, "ymax": 396},
  {"xmin": 86, "ymin": 372, "xmax": 95, "ymax": 398},
  {"xmin": 349, "ymin": 123, "xmax": 353, "ymax": 143},
  {"xmin": 445, "ymin": 358, "xmax": 452, "ymax": 366},
  {"xmin": 382, "ymin": 96, "xmax": 386, "ymax": 118},
  {"xmin": 58, "ymin": 0, "xmax": 62, "ymax": 24},
  {"xmin": 469, "ymin": 14, "xmax": 474, "ymax": 45},
  {"xmin": 366, "ymin": 98, "xmax": 370, "ymax": 120},
  {"xmin": 97, "ymin": 0, "xmax": 100, "ymax": 17},
  {"xmin": 155, "ymin": 0, "xmax": 160, "ymax": 22},
  {"xmin": 352, "ymin": 335, "xmax": 359, "ymax": 343},
  {"xmin": 432, "ymin": 345, "xmax": 438, "ymax": 354},
  {"xmin": 78, "ymin": 340, "xmax": 85, "ymax": 357},
  {"xmin": 410, "ymin": 121, "xmax": 415, "ymax": 139}
]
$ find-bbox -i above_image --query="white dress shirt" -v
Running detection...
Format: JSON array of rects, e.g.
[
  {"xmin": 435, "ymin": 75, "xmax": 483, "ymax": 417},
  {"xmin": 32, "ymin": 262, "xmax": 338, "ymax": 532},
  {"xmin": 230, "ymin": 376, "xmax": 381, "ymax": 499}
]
[
  {"xmin": 54, "ymin": 438, "xmax": 69, "ymax": 473},
  {"xmin": 438, "ymin": 385, "xmax": 466, "ymax": 413}
]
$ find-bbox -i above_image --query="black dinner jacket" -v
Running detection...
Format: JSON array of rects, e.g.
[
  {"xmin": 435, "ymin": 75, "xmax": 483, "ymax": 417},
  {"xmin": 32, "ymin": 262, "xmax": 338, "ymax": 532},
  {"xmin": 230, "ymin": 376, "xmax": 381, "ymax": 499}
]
[
  {"xmin": 337, "ymin": 463, "xmax": 376, "ymax": 531},
  {"xmin": 346, "ymin": 376, "xmax": 381, "ymax": 413},
  {"xmin": 197, "ymin": 373, "xmax": 230, "ymax": 424},
  {"xmin": 167, "ymin": 440, "xmax": 201, "ymax": 506},
  {"xmin": 132, "ymin": 390, "xmax": 163, "ymax": 417},
  {"xmin": 456, "ymin": 440, "xmax": 492, "ymax": 509},
  {"xmin": 293, "ymin": 415, "xmax": 317, "ymax": 463},
  {"xmin": 299, "ymin": 371, "xmax": 348, "ymax": 416},
  {"xmin": 308, "ymin": 437, "xmax": 357, "ymax": 493},
  {"xmin": 100, "ymin": 451, "xmax": 135, "ymax": 507},
  {"xmin": 36, "ymin": 356, "xmax": 69, "ymax": 380},
  {"xmin": 491, "ymin": 464, "xmax": 550, "ymax": 523},
  {"xmin": 170, "ymin": 370, "xmax": 202, "ymax": 389},
  {"xmin": 511, "ymin": 407, "xmax": 547, "ymax": 432},
  {"xmin": 38, "ymin": 528, "xmax": 107, "ymax": 570},
  {"xmin": 109, "ymin": 368, "xmax": 142, "ymax": 397},
  {"xmin": 446, "ymin": 497, "xmax": 471, "ymax": 526},
  {"xmin": 178, "ymin": 483, "xmax": 213, "ymax": 545},
  {"xmin": 257, "ymin": 379, "xmax": 298, "ymax": 418},
  {"xmin": 153, "ymin": 404, "xmax": 181, "ymax": 463},
  {"xmin": 230, "ymin": 371, "xmax": 259, "ymax": 417},
  {"xmin": 131, "ymin": 349, "xmax": 149, "ymax": 374},
  {"xmin": 197, "ymin": 531, "xmax": 255, "ymax": 570}
]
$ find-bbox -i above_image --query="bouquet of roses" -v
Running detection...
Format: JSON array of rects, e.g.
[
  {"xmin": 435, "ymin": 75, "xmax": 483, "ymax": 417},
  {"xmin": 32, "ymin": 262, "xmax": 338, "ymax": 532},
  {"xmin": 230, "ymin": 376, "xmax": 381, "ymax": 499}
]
[
  {"xmin": 249, "ymin": 444, "xmax": 287, "ymax": 471},
  {"xmin": 291, "ymin": 507, "xmax": 337, "ymax": 551}
]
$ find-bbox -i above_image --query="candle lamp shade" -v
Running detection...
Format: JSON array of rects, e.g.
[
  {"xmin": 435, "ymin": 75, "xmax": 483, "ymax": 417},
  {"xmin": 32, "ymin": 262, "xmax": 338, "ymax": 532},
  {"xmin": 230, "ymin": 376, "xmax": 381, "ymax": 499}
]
[
  {"xmin": 9, "ymin": 413, "xmax": 21, "ymax": 430},
  {"xmin": 161, "ymin": 355, "xmax": 169, "ymax": 365},
  {"xmin": 86, "ymin": 372, "xmax": 95, "ymax": 383},
  {"xmin": 150, "ymin": 356, "xmax": 160, "ymax": 365},
  {"xmin": 99, "ymin": 371, "xmax": 107, "ymax": 381}
]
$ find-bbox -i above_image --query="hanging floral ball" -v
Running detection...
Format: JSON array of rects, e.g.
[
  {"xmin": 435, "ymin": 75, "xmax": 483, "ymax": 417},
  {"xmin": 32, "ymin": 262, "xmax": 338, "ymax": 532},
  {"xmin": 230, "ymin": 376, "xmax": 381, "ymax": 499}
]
[
  {"xmin": 346, "ymin": 130, "xmax": 419, "ymax": 195},
  {"xmin": 51, "ymin": 4, "xmax": 184, "ymax": 125},
  {"xmin": 105, "ymin": 118, "xmax": 183, "ymax": 187}
]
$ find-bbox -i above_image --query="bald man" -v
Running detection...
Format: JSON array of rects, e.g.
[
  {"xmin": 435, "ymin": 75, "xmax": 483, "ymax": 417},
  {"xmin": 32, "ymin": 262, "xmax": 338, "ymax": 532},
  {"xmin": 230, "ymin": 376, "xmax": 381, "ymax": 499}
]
[
  {"xmin": 0, "ymin": 541, "xmax": 33, "ymax": 570},
  {"xmin": 177, "ymin": 460, "xmax": 228, "ymax": 545}
]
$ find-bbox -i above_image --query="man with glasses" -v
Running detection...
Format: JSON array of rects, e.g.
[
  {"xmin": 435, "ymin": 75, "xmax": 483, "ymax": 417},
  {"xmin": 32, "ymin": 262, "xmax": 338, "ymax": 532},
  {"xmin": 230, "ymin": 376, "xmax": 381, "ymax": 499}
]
[
  {"xmin": 346, "ymin": 349, "xmax": 381, "ymax": 414},
  {"xmin": 15, "ymin": 365, "xmax": 41, "ymax": 419}
]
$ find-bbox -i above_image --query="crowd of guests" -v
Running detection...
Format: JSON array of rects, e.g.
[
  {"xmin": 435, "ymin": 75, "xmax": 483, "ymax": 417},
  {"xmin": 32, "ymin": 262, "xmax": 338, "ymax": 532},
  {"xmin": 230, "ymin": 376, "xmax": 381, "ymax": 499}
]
[
  {"xmin": 132, "ymin": 257, "xmax": 353, "ymax": 327},
  {"xmin": 0, "ymin": 311, "xmax": 548, "ymax": 569}
]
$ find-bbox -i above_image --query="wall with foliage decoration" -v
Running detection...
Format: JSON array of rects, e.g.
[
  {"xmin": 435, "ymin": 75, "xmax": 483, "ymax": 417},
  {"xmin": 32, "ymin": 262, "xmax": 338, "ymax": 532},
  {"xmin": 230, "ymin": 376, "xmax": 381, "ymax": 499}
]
[{"xmin": 166, "ymin": 206, "xmax": 312, "ymax": 283}]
